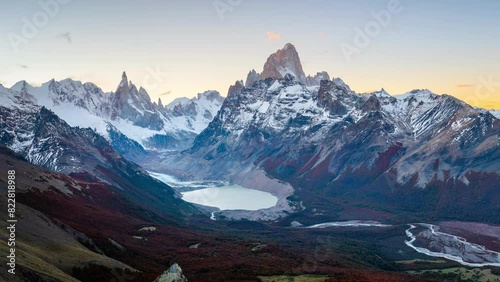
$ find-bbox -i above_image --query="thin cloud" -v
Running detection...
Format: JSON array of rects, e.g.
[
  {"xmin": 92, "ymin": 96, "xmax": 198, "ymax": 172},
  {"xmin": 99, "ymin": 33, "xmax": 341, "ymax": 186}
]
[
  {"xmin": 160, "ymin": 91, "xmax": 173, "ymax": 96},
  {"xmin": 57, "ymin": 32, "xmax": 72, "ymax": 44},
  {"xmin": 18, "ymin": 64, "xmax": 29, "ymax": 69},
  {"xmin": 266, "ymin": 32, "xmax": 281, "ymax": 41},
  {"xmin": 456, "ymin": 84, "xmax": 474, "ymax": 88}
]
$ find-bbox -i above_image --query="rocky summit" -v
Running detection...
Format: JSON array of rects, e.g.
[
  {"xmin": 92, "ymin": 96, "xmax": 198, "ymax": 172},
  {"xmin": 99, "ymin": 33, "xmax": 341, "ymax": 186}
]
[{"xmin": 261, "ymin": 43, "xmax": 307, "ymax": 83}]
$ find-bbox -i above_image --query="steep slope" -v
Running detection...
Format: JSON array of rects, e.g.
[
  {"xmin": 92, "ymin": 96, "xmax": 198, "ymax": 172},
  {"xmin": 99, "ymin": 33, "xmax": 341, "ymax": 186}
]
[
  {"xmin": 0, "ymin": 145, "xmax": 142, "ymax": 281},
  {"xmin": 0, "ymin": 86, "xmax": 198, "ymax": 219},
  {"xmin": 491, "ymin": 110, "xmax": 500, "ymax": 119},
  {"xmin": 0, "ymin": 146, "xmax": 427, "ymax": 282},
  {"xmin": 0, "ymin": 196, "xmax": 138, "ymax": 282},
  {"xmin": 170, "ymin": 44, "xmax": 500, "ymax": 223}
]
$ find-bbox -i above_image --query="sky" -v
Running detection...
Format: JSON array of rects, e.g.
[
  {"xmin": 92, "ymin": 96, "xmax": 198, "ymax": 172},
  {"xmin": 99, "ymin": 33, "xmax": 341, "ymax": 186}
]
[{"xmin": 1, "ymin": 0, "xmax": 499, "ymax": 109}]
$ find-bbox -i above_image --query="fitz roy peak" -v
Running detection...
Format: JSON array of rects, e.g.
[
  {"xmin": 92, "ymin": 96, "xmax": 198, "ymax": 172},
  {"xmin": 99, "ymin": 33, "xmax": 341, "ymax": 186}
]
[
  {"xmin": 261, "ymin": 43, "xmax": 307, "ymax": 83},
  {"xmin": 169, "ymin": 43, "xmax": 500, "ymax": 222},
  {"xmin": 258, "ymin": 43, "xmax": 331, "ymax": 87}
]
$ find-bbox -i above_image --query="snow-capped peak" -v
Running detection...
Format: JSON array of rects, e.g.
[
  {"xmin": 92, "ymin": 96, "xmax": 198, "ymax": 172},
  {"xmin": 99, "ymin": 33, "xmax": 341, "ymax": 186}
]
[
  {"xmin": 491, "ymin": 110, "xmax": 500, "ymax": 119},
  {"xmin": 198, "ymin": 90, "xmax": 224, "ymax": 101},
  {"xmin": 11, "ymin": 80, "xmax": 30, "ymax": 91},
  {"xmin": 372, "ymin": 88, "xmax": 391, "ymax": 98},
  {"xmin": 165, "ymin": 90, "xmax": 225, "ymax": 134},
  {"xmin": 396, "ymin": 89, "xmax": 436, "ymax": 100},
  {"xmin": 165, "ymin": 97, "xmax": 191, "ymax": 110}
]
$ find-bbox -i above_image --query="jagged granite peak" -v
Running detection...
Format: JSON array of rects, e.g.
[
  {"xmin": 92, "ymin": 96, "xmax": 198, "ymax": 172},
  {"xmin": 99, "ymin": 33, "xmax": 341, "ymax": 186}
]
[
  {"xmin": 158, "ymin": 97, "xmax": 164, "ymax": 108},
  {"xmin": 316, "ymin": 78, "xmax": 361, "ymax": 115},
  {"xmin": 228, "ymin": 80, "xmax": 244, "ymax": 96},
  {"xmin": 306, "ymin": 71, "xmax": 331, "ymax": 86},
  {"xmin": 119, "ymin": 71, "xmax": 129, "ymax": 88},
  {"xmin": 245, "ymin": 69, "xmax": 262, "ymax": 87},
  {"xmin": 153, "ymin": 263, "xmax": 188, "ymax": 282},
  {"xmin": 261, "ymin": 43, "xmax": 306, "ymax": 83},
  {"xmin": 111, "ymin": 72, "xmax": 163, "ymax": 130}
]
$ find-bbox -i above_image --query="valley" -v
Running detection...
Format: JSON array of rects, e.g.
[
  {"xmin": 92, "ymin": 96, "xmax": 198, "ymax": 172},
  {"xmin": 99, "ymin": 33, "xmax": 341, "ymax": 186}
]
[
  {"xmin": 148, "ymin": 166, "xmax": 500, "ymax": 278},
  {"xmin": 0, "ymin": 41, "xmax": 498, "ymax": 281}
]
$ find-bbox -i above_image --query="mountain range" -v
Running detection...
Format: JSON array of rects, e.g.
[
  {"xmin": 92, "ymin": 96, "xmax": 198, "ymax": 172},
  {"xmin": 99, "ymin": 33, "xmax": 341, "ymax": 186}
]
[
  {"xmin": 159, "ymin": 43, "xmax": 500, "ymax": 222},
  {"xmin": 0, "ymin": 43, "xmax": 499, "ymax": 281},
  {"xmin": 4, "ymin": 72, "xmax": 224, "ymax": 159},
  {"xmin": 1, "ymin": 43, "xmax": 499, "ymax": 222}
]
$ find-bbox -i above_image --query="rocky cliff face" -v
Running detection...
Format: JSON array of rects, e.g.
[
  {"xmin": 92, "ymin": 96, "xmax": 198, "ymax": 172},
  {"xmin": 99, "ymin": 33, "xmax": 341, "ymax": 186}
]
[
  {"xmin": 245, "ymin": 69, "xmax": 262, "ymax": 87},
  {"xmin": 261, "ymin": 43, "xmax": 307, "ymax": 83},
  {"xmin": 306, "ymin": 71, "xmax": 331, "ymax": 86},
  {"xmin": 228, "ymin": 80, "xmax": 244, "ymax": 96},
  {"xmin": 111, "ymin": 72, "xmax": 163, "ymax": 130}
]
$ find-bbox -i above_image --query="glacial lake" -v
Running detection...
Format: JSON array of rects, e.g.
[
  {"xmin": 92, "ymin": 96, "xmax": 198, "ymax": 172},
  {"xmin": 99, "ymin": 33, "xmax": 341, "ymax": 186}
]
[
  {"xmin": 148, "ymin": 171, "xmax": 278, "ymax": 211},
  {"xmin": 181, "ymin": 185, "xmax": 278, "ymax": 211}
]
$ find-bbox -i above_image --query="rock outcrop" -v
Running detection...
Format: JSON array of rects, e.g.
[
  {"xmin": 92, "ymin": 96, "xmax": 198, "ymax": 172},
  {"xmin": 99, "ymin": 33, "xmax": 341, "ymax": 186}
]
[{"xmin": 153, "ymin": 263, "xmax": 188, "ymax": 282}]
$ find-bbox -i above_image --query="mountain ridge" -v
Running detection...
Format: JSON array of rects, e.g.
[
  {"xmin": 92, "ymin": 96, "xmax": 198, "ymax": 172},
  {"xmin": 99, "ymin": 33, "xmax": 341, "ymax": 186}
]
[
  {"xmin": 159, "ymin": 43, "xmax": 500, "ymax": 223},
  {"xmin": 6, "ymin": 72, "xmax": 225, "ymax": 152}
]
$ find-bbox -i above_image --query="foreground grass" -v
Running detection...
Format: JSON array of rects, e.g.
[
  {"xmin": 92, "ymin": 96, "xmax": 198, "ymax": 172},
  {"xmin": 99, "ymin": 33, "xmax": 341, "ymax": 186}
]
[
  {"xmin": 408, "ymin": 267, "xmax": 500, "ymax": 282},
  {"xmin": 258, "ymin": 274, "xmax": 331, "ymax": 282}
]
